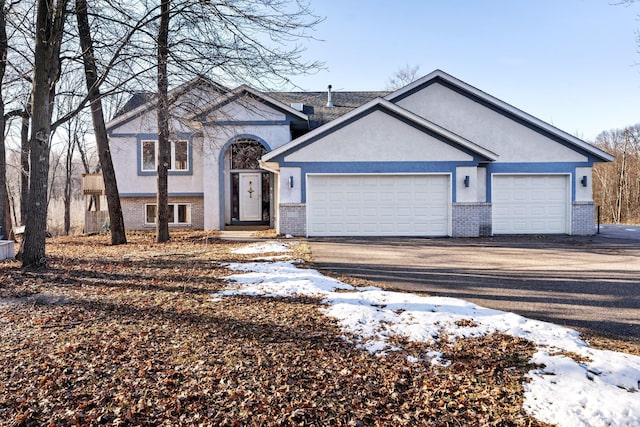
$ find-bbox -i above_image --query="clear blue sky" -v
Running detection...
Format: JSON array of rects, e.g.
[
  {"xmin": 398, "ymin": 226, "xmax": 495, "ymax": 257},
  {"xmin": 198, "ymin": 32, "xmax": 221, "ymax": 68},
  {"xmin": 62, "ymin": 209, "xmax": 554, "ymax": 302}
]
[{"xmin": 290, "ymin": 0, "xmax": 640, "ymax": 141}]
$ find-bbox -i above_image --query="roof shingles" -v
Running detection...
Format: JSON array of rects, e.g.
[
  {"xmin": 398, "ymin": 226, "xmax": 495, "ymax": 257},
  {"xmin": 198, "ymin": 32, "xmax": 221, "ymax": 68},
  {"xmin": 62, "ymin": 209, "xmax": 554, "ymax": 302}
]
[{"xmin": 269, "ymin": 91, "xmax": 388, "ymax": 129}]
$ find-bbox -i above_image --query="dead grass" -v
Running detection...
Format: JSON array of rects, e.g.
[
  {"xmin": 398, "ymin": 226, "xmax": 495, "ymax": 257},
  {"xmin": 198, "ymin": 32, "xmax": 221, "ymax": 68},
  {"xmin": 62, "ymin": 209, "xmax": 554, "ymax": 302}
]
[
  {"xmin": 579, "ymin": 332, "xmax": 640, "ymax": 357},
  {"xmin": 0, "ymin": 232, "xmax": 555, "ymax": 426}
]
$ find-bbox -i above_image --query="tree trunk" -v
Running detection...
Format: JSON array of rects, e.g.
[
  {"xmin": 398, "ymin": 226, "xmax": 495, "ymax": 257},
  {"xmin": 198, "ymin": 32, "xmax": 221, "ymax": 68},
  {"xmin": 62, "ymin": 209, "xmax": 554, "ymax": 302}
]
[
  {"xmin": 63, "ymin": 128, "xmax": 74, "ymax": 235},
  {"xmin": 74, "ymin": 126, "xmax": 96, "ymax": 212},
  {"xmin": 0, "ymin": 0, "xmax": 9, "ymax": 241},
  {"xmin": 616, "ymin": 133, "xmax": 628, "ymax": 224},
  {"xmin": 76, "ymin": 0, "xmax": 127, "ymax": 245},
  {"xmin": 156, "ymin": 0, "xmax": 170, "ymax": 243},
  {"xmin": 21, "ymin": 0, "xmax": 53, "ymax": 266},
  {"xmin": 20, "ymin": 0, "xmax": 67, "ymax": 268},
  {"xmin": 20, "ymin": 111, "xmax": 30, "ymax": 225}
]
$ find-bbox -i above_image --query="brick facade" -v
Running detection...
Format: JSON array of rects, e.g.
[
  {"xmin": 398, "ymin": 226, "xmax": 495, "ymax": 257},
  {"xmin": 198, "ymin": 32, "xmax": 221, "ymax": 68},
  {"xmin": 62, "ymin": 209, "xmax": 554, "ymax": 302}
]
[
  {"xmin": 452, "ymin": 202, "xmax": 492, "ymax": 237},
  {"xmin": 571, "ymin": 201, "xmax": 596, "ymax": 236},
  {"xmin": 120, "ymin": 196, "xmax": 205, "ymax": 230},
  {"xmin": 275, "ymin": 202, "xmax": 594, "ymax": 238},
  {"xmin": 278, "ymin": 203, "xmax": 306, "ymax": 236}
]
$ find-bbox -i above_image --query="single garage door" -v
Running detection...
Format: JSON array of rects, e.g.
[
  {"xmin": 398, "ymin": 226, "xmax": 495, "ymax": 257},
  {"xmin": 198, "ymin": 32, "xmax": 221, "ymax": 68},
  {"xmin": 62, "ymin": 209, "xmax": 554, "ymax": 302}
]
[
  {"xmin": 306, "ymin": 174, "xmax": 450, "ymax": 236},
  {"xmin": 492, "ymin": 174, "xmax": 569, "ymax": 234}
]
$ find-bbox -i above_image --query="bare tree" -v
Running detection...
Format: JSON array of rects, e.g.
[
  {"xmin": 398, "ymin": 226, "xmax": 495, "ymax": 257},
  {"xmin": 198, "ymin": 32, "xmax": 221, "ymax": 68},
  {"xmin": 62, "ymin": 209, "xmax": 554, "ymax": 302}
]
[
  {"xmin": 156, "ymin": 0, "xmax": 170, "ymax": 243},
  {"xmin": 75, "ymin": 0, "xmax": 127, "ymax": 244},
  {"xmin": 61, "ymin": 114, "xmax": 88, "ymax": 235},
  {"xmin": 593, "ymin": 124, "xmax": 640, "ymax": 224},
  {"xmin": 6, "ymin": 0, "xmax": 322, "ymax": 253},
  {"xmin": 386, "ymin": 64, "xmax": 421, "ymax": 91},
  {"xmin": 2, "ymin": 1, "xmax": 35, "ymax": 229},
  {"xmin": 20, "ymin": 0, "xmax": 68, "ymax": 267},
  {"xmin": 154, "ymin": 0, "xmax": 322, "ymax": 240},
  {"xmin": 0, "ymin": 0, "xmax": 10, "ymax": 240},
  {"xmin": 20, "ymin": 109, "xmax": 30, "ymax": 224}
]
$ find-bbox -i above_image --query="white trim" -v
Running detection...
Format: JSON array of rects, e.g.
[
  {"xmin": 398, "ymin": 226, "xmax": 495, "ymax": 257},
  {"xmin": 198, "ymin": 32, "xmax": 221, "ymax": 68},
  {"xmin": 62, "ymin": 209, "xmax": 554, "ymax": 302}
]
[
  {"xmin": 173, "ymin": 139, "xmax": 189, "ymax": 171},
  {"xmin": 140, "ymin": 139, "xmax": 190, "ymax": 172},
  {"xmin": 141, "ymin": 140, "xmax": 157, "ymax": 172},
  {"xmin": 385, "ymin": 69, "xmax": 613, "ymax": 162}
]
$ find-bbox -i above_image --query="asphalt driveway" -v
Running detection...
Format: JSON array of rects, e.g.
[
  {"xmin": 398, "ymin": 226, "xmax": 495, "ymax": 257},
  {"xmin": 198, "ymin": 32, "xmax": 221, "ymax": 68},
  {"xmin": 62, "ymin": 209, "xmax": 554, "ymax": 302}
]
[{"xmin": 308, "ymin": 227, "xmax": 640, "ymax": 345}]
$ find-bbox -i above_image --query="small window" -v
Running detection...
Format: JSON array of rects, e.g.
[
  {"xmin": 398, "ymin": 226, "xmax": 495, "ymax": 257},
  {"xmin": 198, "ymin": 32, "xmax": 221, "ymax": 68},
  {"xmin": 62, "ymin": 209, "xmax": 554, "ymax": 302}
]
[
  {"xmin": 145, "ymin": 204, "xmax": 157, "ymax": 224},
  {"xmin": 173, "ymin": 140, "xmax": 188, "ymax": 170},
  {"xmin": 167, "ymin": 204, "xmax": 175, "ymax": 224},
  {"xmin": 142, "ymin": 140, "xmax": 157, "ymax": 171},
  {"xmin": 144, "ymin": 203, "xmax": 191, "ymax": 225},
  {"xmin": 177, "ymin": 204, "xmax": 188, "ymax": 223},
  {"xmin": 140, "ymin": 139, "xmax": 190, "ymax": 172},
  {"xmin": 231, "ymin": 139, "xmax": 266, "ymax": 170}
]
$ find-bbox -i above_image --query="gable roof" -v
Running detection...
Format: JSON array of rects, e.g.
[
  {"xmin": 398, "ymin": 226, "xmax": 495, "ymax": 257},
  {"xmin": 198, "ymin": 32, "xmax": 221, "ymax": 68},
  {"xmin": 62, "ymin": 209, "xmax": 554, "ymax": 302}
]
[
  {"xmin": 106, "ymin": 76, "xmax": 229, "ymax": 131},
  {"xmin": 194, "ymin": 84, "xmax": 309, "ymax": 123},
  {"xmin": 114, "ymin": 91, "xmax": 153, "ymax": 117},
  {"xmin": 262, "ymin": 97, "xmax": 499, "ymax": 162},
  {"xmin": 386, "ymin": 69, "xmax": 613, "ymax": 162}
]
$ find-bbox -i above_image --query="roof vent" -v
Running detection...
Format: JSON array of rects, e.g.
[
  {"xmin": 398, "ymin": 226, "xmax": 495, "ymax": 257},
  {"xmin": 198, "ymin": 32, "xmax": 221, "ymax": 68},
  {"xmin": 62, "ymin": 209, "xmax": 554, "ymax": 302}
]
[
  {"xmin": 326, "ymin": 84, "xmax": 334, "ymax": 108},
  {"xmin": 290, "ymin": 102, "xmax": 304, "ymax": 112}
]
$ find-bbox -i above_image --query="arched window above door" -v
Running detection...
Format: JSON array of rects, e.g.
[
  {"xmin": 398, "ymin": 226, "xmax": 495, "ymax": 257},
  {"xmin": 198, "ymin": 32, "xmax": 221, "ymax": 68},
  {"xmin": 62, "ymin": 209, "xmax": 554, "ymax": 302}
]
[{"xmin": 230, "ymin": 138, "xmax": 267, "ymax": 170}]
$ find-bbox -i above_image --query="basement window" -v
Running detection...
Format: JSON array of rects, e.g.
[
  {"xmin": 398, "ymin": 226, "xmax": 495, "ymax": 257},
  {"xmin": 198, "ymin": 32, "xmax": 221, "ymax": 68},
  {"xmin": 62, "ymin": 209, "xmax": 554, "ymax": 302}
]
[{"xmin": 145, "ymin": 203, "xmax": 192, "ymax": 225}]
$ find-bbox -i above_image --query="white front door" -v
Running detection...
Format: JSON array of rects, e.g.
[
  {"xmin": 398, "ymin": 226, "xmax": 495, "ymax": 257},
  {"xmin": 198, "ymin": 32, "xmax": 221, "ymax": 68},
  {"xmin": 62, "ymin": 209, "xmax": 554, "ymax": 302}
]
[{"xmin": 239, "ymin": 172, "xmax": 262, "ymax": 221}]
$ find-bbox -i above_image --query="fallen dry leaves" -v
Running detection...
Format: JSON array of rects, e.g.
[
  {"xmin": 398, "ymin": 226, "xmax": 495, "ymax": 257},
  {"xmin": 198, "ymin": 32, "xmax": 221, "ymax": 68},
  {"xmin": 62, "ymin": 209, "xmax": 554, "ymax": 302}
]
[{"xmin": 1, "ymin": 232, "xmax": 552, "ymax": 426}]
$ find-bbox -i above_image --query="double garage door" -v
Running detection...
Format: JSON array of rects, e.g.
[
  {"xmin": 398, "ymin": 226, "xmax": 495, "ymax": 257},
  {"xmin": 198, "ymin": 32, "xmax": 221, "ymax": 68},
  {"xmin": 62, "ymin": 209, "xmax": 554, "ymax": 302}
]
[
  {"xmin": 492, "ymin": 175, "xmax": 569, "ymax": 234},
  {"xmin": 307, "ymin": 174, "xmax": 450, "ymax": 237},
  {"xmin": 306, "ymin": 173, "xmax": 570, "ymax": 237}
]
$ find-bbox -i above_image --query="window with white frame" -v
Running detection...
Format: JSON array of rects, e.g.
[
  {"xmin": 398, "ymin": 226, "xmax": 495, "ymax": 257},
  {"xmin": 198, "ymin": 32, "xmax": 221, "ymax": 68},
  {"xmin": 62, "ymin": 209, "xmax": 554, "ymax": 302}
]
[
  {"xmin": 173, "ymin": 140, "xmax": 188, "ymax": 170},
  {"xmin": 140, "ymin": 139, "xmax": 189, "ymax": 172},
  {"xmin": 145, "ymin": 203, "xmax": 192, "ymax": 225},
  {"xmin": 142, "ymin": 140, "xmax": 157, "ymax": 171}
]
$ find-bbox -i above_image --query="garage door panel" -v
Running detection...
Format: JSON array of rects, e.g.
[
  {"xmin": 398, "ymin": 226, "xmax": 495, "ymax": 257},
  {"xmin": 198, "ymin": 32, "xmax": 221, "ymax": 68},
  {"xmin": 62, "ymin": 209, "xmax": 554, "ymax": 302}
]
[
  {"xmin": 493, "ymin": 175, "xmax": 569, "ymax": 234},
  {"xmin": 307, "ymin": 175, "xmax": 450, "ymax": 236}
]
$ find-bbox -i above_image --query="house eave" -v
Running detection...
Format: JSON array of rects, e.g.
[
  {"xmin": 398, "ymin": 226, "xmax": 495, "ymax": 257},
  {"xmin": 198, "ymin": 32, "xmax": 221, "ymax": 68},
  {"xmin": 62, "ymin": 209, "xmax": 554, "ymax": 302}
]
[
  {"xmin": 262, "ymin": 98, "xmax": 498, "ymax": 163},
  {"xmin": 385, "ymin": 69, "xmax": 614, "ymax": 163}
]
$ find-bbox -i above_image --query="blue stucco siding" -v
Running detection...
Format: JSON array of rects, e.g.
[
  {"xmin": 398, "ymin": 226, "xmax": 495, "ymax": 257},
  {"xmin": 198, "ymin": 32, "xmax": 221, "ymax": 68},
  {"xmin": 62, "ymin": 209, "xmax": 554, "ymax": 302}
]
[{"xmin": 277, "ymin": 161, "xmax": 474, "ymax": 203}]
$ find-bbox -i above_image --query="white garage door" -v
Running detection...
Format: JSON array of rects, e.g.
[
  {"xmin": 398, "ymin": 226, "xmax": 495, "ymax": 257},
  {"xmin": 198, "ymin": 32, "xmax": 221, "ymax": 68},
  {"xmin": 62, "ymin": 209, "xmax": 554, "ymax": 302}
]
[
  {"xmin": 306, "ymin": 175, "xmax": 450, "ymax": 237},
  {"xmin": 492, "ymin": 175, "xmax": 569, "ymax": 234}
]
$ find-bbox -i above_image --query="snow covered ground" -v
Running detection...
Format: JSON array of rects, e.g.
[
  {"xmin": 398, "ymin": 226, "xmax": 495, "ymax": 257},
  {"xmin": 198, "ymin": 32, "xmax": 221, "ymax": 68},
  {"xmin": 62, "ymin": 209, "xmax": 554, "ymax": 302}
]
[{"xmin": 214, "ymin": 241, "xmax": 640, "ymax": 427}]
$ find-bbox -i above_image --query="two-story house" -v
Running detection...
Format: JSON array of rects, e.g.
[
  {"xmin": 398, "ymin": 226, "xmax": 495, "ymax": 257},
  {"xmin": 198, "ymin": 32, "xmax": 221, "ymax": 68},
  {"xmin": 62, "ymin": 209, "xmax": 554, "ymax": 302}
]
[{"xmin": 102, "ymin": 70, "xmax": 612, "ymax": 237}]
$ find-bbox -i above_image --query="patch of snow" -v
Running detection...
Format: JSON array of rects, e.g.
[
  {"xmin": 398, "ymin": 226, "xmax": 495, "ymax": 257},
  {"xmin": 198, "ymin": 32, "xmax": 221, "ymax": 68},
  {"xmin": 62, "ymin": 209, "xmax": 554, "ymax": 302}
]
[
  {"xmin": 231, "ymin": 242, "xmax": 291, "ymax": 255},
  {"xmin": 524, "ymin": 348, "xmax": 640, "ymax": 426},
  {"xmin": 214, "ymin": 260, "xmax": 640, "ymax": 427},
  {"xmin": 221, "ymin": 261, "xmax": 353, "ymax": 298}
]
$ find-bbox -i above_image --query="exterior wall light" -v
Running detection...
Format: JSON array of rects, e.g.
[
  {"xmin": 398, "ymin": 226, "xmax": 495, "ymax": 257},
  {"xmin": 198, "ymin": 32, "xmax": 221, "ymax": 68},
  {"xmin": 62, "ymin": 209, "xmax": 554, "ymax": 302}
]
[
  {"xmin": 288, "ymin": 176, "xmax": 294, "ymax": 189},
  {"xmin": 581, "ymin": 176, "xmax": 588, "ymax": 187},
  {"xmin": 464, "ymin": 175, "xmax": 470, "ymax": 188}
]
